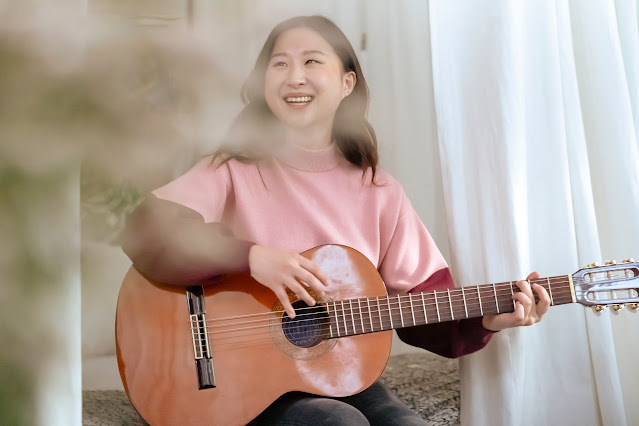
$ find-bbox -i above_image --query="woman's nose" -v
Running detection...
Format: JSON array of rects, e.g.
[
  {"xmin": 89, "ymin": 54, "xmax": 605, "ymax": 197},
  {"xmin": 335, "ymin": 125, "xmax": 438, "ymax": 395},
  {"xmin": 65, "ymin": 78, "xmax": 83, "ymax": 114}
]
[{"xmin": 286, "ymin": 64, "xmax": 306, "ymax": 86}]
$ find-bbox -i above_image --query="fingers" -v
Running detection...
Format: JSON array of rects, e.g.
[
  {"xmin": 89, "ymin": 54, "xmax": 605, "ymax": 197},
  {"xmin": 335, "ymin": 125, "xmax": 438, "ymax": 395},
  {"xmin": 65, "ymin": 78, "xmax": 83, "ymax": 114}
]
[
  {"xmin": 285, "ymin": 278, "xmax": 316, "ymax": 307},
  {"xmin": 298, "ymin": 256, "xmax": 329, "ymax": 285},
  {"xmin": 296, "ymin": 268, "xmax": 326, "ymax": 298},
  {"xmin": 532, "ymin": 283, "xmax": 551, "ymax": 316},
  {"xmin": 273, "ymin": 287, "xmax": 296, "ymax": 319},
  {"xmin": 515, "ymin": 280, "xmax": 534, "ymax": 319},
  {"xmin": 526, "ymin": 271, "xmax": 540, "ymax": 280},
  {"xmin": 511, "ymin": 292, "xmax": 531, "ymax": 323},
  {"xmin": 512, "ymin": 277, "xmax": 550, "ymax": 326}
]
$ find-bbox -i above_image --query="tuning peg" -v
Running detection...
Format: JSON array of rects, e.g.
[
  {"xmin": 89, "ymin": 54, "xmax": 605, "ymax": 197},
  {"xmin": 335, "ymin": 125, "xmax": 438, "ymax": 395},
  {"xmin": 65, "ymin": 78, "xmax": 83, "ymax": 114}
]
[
  {"xmin": 621, "ymin": 258, "xmax": 635, "ymax": 263},
  {"xmin": 604, "ymin": 260, "xmax": 617, "ymax": 266},
  {"xmin": 628, "ymin": 303, "xmax": 639, "ymax": 311},
  {"xmin": 586, "ymin": 262, "xmax": 600, "ymax": 268},
  {"xmin": 611, "ymin": 304, "xmax": 624, "ymax": 312},
  {"xmin": 592, "ymin": 305, "xmax": 606, "ymax": 312}
]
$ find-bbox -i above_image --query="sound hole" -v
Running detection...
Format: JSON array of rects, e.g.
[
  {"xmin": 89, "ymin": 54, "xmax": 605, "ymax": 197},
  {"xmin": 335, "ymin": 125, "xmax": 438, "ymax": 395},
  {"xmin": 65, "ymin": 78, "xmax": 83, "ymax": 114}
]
[{"xmin": 281, "ymin": 301, "xmax": 326, "ymax": 348}]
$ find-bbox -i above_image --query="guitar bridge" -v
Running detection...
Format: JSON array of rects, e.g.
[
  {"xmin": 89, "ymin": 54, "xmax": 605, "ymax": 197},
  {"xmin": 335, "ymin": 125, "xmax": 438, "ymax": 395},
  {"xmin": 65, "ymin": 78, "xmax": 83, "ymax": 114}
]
[
  {"xmin": 190, "ymin": 313, "xmax": 211, "ymax": 360},
  {"xmin": 186, "ymin": 286, "xmax": 215, "ymax": 389}
]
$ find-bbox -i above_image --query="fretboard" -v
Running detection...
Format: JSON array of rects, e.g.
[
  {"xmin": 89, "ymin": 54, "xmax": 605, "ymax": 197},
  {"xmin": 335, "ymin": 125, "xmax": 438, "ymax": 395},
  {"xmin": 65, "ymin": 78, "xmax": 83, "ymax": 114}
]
[{"xmin": 324, "ymin": 275, "xmax": 574, "ymax": 338}]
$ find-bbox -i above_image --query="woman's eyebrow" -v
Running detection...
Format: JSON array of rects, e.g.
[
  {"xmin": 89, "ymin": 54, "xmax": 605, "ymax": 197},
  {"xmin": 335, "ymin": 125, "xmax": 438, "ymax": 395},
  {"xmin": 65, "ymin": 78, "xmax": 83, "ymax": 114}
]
[{"xmin": 270, "ymin": 50, "xmax": 326, "ymax": 59}]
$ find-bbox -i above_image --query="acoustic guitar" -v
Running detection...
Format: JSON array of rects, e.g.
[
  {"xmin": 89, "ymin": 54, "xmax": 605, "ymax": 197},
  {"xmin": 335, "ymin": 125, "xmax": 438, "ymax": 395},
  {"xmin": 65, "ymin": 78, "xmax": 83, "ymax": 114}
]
[{"xmin": 115, "ymin": 244, "xmax": 639, "ymax": 425}]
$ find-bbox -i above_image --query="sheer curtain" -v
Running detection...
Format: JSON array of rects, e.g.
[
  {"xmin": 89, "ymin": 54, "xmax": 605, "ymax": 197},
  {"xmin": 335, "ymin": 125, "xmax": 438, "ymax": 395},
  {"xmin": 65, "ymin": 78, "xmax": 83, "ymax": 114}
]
[{"xmin": 424, "ymin": 1, "xmax": 639, "ymax": 425}]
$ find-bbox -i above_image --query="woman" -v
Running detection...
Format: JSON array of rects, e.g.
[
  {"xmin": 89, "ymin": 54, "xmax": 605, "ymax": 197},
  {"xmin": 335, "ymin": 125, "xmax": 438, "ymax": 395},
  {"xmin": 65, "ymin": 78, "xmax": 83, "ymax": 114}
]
[{"xmin": 122, "ymin": 15, "xmax": 549, "ymax": 425}]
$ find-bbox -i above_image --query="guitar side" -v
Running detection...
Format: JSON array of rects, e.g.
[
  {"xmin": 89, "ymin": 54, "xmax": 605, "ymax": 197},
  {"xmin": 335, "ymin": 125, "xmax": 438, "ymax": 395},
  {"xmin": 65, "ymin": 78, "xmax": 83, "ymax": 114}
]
[{"xmin": 116, "ymin": 244, "xmax": 393, "ymax": 425}]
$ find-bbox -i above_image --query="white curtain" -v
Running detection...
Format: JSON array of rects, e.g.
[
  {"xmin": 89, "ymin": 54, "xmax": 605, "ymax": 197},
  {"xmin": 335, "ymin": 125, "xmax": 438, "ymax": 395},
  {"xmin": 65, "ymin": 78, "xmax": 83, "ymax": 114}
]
[
  {"xmin": 424, "ymin": 1, "xmax": 639, "ymax": 425},
  {"xmin": 193, "ymin": 1, "xmax": 639, "ymax": 424}
]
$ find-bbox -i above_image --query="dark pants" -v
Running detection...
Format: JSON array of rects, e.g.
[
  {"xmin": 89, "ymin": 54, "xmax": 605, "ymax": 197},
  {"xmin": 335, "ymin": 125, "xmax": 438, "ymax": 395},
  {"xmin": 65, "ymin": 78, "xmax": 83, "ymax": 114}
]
[{"xmin": 248, "ymin": 382, "xmax": 428, "ymax": 426}]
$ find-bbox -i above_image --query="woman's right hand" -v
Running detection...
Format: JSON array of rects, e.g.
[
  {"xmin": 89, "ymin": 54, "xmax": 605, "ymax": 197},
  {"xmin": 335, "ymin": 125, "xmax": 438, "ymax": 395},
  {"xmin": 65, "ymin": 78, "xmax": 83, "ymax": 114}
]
[{"xmin": 248, "ymin": 245, "xmax": 328, "ymax": 319}]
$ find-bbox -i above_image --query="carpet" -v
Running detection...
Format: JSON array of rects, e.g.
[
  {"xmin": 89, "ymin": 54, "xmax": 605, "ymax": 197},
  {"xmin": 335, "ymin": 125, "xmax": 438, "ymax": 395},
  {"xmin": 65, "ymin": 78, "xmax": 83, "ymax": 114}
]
[{"xmin": 83, "ymin": 352, "xmax": 460, "ymax": 425}]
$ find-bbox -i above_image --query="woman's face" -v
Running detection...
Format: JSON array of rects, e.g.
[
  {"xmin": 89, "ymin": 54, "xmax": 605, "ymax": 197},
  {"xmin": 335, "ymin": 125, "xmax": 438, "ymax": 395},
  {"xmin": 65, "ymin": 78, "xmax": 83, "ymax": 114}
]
[{"xmin": 264, "ymin": 27, "xmax": 355, "ymax": 133}]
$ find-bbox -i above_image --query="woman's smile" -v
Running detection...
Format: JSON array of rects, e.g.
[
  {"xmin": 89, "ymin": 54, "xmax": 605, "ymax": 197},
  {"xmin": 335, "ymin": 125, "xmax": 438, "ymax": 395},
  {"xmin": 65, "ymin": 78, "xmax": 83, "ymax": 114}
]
[{"xmin": 284, "ymin": 93, "xmax": 314, "ymax": 107}]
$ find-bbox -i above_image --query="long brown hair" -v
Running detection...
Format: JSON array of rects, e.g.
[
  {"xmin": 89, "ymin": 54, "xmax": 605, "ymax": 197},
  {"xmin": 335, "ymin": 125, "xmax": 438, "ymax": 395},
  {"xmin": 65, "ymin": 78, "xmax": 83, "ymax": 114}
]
[{"xmin": 213, "ymin": 15, "xmax": 378, "ymax": 181}]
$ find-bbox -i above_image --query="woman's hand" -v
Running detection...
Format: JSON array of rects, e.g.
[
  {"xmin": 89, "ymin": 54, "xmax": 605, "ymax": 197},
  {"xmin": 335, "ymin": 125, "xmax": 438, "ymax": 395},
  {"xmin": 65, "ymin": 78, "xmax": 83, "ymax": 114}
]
[
  {"xmin": 248, "ymin": 245, "xmax": 328, "ymax": 319},
  {"xmin": 481, "ymin": 272, "xmax": 551, "ymax": 332}
]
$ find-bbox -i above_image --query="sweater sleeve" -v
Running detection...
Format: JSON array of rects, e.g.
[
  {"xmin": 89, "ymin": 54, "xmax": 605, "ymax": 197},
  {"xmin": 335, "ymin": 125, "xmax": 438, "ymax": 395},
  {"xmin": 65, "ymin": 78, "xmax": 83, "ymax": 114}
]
[
  {"xmin": 378, "ymin": 193, "xmax": 494, "ymax": 358},
  {"xmin": 121, "ymin": 158, "xmax": 254, "ymax": 285}
]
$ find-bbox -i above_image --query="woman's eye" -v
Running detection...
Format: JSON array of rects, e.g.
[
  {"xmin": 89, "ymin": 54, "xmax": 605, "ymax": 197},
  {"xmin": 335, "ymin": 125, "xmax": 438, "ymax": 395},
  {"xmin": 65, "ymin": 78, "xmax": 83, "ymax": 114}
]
[
  {"xmin": 306, "ymin": 59, "xmax": 319, "ymax": 64},
  {"xmin": 273, "ymin": 61, "xmax": 286, "ymax": 67}
]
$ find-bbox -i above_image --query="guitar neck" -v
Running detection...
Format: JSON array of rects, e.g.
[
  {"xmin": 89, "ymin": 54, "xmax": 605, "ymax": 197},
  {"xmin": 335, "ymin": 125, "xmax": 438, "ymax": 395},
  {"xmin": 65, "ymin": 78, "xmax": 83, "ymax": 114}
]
[{"xmin": 324, "ymin": 275, "xmax": 575, "ymax": 338}]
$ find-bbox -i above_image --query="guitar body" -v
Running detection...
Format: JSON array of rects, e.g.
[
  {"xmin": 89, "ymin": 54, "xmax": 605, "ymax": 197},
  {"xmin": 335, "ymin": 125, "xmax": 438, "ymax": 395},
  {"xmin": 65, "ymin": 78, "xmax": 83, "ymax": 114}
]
[{"xmin": 116, "ymin": 245, "xmax": 392, "ymax": 425}]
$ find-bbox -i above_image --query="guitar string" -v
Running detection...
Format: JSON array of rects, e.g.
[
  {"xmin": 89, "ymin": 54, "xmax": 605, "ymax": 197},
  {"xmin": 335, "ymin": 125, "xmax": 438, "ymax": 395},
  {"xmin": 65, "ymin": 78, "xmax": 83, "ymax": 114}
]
[
  {"xmin": 195, "ymin": 286, "xmax": 576, "ymax": 338},
  {"xmin": 200, "ymin": 301, "xmax": 573, "ymax": 346},
  {"xmin": 198, "ymin": 284, "xmax": 583, "ymax": 345},
  {"xmin": 201, "ymin": 277, "xmax": 574, "ymax": 326},
  {"xmin": 198, "ymin": 283, "xmax": 577, "ymax": 338},
  {"xmin": 198, "ymin": 278, "xmax": 575, "ymax": 332},
  {"xmin": 196, "ymin": 275, "xmax": 635, "ymax": 340},
  {"xmin": 199, "ymin": 276, "xmax": 574, "ymax": 324},
  {"xmin": 189, "ymin": 274, "xmax": 635, "ymax": 347},
  {"xmin": 200, "ymin": 286, "xmax": 571, "ymax": 336}
]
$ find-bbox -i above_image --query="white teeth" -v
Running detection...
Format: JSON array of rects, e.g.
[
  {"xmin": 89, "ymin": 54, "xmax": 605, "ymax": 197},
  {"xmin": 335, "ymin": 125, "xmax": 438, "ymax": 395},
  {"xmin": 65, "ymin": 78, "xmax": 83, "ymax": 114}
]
[{"xmin": 286, "ymin": 96, "xmax": 312, "ymax": 103}]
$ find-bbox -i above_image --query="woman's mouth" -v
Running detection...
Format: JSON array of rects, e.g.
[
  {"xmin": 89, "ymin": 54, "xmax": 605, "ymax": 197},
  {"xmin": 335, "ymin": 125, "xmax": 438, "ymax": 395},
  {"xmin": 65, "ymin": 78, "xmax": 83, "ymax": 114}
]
[{"xmin": 285, "ymin": 96, "xmax": 313, "ymax": 105}]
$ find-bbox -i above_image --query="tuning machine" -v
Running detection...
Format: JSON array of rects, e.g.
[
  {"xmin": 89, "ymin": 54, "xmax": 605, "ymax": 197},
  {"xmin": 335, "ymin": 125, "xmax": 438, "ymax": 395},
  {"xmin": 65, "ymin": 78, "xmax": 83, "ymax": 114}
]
[
  {"xmin": 604, "ymin": 260, "xmax": 617, "ymax": 266},
  {"xmin": 621, "ymin": 258, "xmax": 635, "ymax": 264},
  {"xmin": 628, "ymin": 303, "xmax": 639, "ymax": 311},
  {"xmin": 586, "ymin": 262, "xmax": 600, "ymax": 269},
  {"xmin": 591, "ymin": 305, "xmax": 606, "ymax": 312},
  {"xmin": 611, "ymin": 304, "xmax": 624, "ymax": 312}
]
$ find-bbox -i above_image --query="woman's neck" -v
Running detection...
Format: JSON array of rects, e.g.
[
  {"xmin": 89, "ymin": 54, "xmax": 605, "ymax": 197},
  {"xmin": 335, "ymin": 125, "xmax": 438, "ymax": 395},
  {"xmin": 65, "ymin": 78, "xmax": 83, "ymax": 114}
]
[{"xmin": 283, "ymin": 124, "xmax": 333, "ymax": 150}]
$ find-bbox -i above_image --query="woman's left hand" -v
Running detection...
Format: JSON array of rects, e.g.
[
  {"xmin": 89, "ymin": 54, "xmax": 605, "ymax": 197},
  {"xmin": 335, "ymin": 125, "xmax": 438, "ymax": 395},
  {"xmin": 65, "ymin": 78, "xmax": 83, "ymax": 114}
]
[{"xmin": 481, "ymin": 272, "xmax": 551, "ymax": 332}]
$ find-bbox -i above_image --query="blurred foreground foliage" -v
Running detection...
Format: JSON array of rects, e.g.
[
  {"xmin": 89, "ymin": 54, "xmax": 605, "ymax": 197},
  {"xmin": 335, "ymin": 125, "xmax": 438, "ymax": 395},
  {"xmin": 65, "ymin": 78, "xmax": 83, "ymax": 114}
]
[{"xmin": 0, "ymin": 2, "xmax": 236, "ymax": 422}]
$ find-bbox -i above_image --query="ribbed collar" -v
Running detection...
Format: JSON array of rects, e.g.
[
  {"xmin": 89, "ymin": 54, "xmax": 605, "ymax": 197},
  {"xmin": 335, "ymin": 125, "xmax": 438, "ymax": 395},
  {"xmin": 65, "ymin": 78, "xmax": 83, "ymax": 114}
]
[{"xmin": 276, "ymin": 141, "xmax": 344, "ymax": 172}]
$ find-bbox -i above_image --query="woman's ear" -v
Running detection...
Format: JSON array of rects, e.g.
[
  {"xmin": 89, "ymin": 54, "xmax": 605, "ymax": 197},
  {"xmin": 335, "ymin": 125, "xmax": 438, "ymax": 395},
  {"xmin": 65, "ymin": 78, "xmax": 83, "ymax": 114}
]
[{"xmin": 342, "ymin": 71, "xmax": 356, "ymax": 98}]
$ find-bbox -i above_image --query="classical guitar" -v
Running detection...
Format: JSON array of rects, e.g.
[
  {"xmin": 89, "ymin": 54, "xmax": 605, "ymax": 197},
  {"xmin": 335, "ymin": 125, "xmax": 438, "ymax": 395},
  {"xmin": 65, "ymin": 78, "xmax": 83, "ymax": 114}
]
[{"xmin": 115, "ymin": 244, "xmax": 639, "ymax": 425}]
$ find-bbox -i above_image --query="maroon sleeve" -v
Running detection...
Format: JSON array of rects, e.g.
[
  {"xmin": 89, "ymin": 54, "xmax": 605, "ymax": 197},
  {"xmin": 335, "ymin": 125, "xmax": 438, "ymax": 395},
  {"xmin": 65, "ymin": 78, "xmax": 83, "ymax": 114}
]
[
  {"xmin": 121, "ymin": 194, "xmax": 254, "ymax": 285},
  {"xmin": 395, "ymin": 268, "xmax": 496, "ymax": 358}
]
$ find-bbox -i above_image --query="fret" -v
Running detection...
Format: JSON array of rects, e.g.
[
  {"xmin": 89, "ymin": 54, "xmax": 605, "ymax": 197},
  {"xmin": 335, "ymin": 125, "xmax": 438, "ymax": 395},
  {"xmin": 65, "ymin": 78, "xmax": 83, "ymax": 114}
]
[
  {"xmin": 387, "ymin": 297, "xmax": 394, "ymax": 328},
  {"xmin": 358, "ymin": 299, "xmax": 364, "ymax": 333},
  {"xmin": 462, "ymin": 287, "xmax": 468, "ymax": 318},
  {"xmin": 510, "ymin": 281, "xmax": 516, "ymax": 311},
  {"xmin": 340, "ymin": 301, "xmax": 348, "ymax": 335},
  {"xmin": 447, "ymin": 289, "xmax": 454, "ymax": 320},
  {"xmin": 477, "ymin": 286, "xmax": 484, "ymax": 316},
  {"xmin": 377, "ymin": 297, "xmax": 383, "ymax": 330},
  {"xmin": 332, "ymin": 302, "xmax": 341, "ymax": 337},
  {"xmin": 434, "ymin": 290, "xmax": 441, "ymax": 322},
  {"xmin": 398, "ymin": 295, "xmax": 405, "ymax": 327},
  {"xmin": 349, "ymin": 300, "xmax": 356, "ymax": 334},
  {"xmin": 421, "ymin": 293, "xmax": 428, "ymax": 324},
  {"xmin": 493, "ymin": 283, "xmax": 500, "ymax": 313},
  {"xmin": 367, "ymin": 298, "xmax": 374, "ymax": 332},
  {"xmin": 409, "ymin": 293, "xmax": 416, "ymax": 325},
  {"xmin": 546, "ymin": 277, "xmax": 554, "ymax": 305},
  {"xmin": 326, "ymin": 303, "xmax": 334, "ymax": 337}
]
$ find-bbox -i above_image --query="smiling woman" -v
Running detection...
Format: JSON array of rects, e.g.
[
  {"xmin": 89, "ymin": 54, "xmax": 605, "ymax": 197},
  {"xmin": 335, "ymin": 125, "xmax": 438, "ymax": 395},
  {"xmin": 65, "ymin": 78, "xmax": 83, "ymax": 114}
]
[{"xmin": 119, "ymin": 14, "xmax": 549, "ymax": 426}]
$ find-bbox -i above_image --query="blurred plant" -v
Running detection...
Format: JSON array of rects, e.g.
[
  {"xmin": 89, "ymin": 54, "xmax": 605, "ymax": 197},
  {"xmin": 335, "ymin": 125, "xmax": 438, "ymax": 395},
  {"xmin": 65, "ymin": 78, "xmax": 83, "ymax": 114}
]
[{"xmin": 0, "ymin": 2, "xmax": 241, "ymax": 423}]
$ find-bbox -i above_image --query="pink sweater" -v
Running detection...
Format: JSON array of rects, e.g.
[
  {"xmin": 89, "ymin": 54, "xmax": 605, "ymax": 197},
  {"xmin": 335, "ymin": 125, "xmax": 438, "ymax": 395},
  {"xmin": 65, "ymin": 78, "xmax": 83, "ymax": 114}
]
[{"xmin": 145, "ymin": 142, "xmax": 493, "ymax": 357}]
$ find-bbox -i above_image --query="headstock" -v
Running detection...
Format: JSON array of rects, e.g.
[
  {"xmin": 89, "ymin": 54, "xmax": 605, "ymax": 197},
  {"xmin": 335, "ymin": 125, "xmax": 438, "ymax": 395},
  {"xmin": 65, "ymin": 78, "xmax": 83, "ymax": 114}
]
[{"xmin": 572, "ymin": 259, "xmax": 639, "ymax": 312}]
